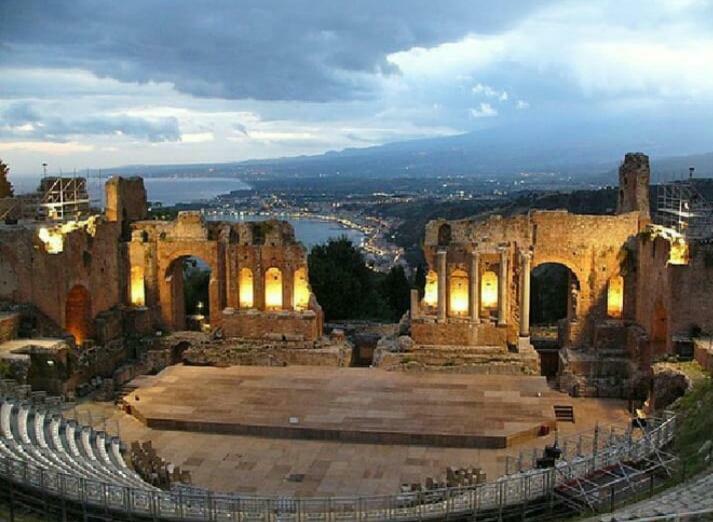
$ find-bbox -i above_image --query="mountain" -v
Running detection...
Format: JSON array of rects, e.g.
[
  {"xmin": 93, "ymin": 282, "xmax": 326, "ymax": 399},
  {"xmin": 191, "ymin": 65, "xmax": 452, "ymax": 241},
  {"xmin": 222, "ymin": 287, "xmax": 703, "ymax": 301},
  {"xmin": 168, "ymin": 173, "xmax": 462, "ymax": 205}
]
[{"xmin": 103, "ymin": 116, "xmax": 713, "ymax": 182}]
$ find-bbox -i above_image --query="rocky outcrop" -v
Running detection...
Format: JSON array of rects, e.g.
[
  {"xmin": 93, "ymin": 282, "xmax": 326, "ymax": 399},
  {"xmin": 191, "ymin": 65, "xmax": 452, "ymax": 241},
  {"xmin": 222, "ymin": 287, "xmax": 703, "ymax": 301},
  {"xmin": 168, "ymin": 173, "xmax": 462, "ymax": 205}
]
[{"xmin": 651, "ymin": 363, "xmax": 693, "ymax": 410}]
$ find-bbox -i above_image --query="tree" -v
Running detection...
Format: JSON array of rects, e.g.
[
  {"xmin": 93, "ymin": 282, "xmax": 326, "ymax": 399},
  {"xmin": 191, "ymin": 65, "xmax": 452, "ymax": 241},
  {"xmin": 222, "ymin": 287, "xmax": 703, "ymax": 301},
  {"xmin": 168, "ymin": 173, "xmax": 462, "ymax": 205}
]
[
  {"xmin": 0, "ymin": 159, "xmax": 14, "ymax": 199},
  {"xmin": 308, "ymin": 237, "xmax": 377, "ymax": 320},
  {"xmin": 380, "ymin": 265, "xmax": 411, "ymax": 321}
]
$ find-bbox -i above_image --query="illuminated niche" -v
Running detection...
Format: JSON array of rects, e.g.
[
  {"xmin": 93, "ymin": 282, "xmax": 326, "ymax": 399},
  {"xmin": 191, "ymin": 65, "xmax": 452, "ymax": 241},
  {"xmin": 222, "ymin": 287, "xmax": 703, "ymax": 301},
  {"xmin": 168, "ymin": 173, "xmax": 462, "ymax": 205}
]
[
  {"xmin": 449, "ymin": 269, "xmax": 469, "ymax": 316},
  {"xmin": 264, "ymin": 267, "xmax": 283, "ymax": 310},
  {"xmin": 239, "ymin": 267, "xmax": 254, "ymax": 308},
  {"xmin": 293, "ymin": 267, "xmax": 310, "ymax": 310},
  {"xmin": 130, "ymin": 265, "xmax": 145, "ymax": 306},
  {"xmin": 607, "ymin": 275, "xmax": 624, "ymax": 318},
  {"xmin": 481, "ymin": 270, "xmax": 498, "ymax": 309}
]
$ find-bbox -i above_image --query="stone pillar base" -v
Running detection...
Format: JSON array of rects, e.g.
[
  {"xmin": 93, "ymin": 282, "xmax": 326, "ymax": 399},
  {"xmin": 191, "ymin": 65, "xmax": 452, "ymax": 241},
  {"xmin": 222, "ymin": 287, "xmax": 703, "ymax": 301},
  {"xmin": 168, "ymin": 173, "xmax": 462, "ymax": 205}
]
[{"xmin": 516, "ymin": 336, "xmax": 532, "ymax": 353}]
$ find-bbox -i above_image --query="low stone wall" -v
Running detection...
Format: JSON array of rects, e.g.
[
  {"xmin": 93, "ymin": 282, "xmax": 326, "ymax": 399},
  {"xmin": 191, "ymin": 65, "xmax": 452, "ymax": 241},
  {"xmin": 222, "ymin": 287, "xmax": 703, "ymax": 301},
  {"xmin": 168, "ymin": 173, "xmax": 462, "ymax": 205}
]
[
  {"xmin": 0, "ymin": 313, "xmax": 20, "ymax": 342},
  {"xmin": 221, "ymin": 308, "xmax": 321, "ymax": 341},
  {"xmin": 411, "ymin": 319, "xmax": 508, "ymax": 347},
  {"xmin": 183, "ymin": 339, "xmax": 352, "ymax": 367},
  {"xmin": 694, "ymin": 338, "xmax": 713, "ymax": 372},
  {"xmin": 373, "ymin": 337, "xmax": 540, "ymax": 375}
]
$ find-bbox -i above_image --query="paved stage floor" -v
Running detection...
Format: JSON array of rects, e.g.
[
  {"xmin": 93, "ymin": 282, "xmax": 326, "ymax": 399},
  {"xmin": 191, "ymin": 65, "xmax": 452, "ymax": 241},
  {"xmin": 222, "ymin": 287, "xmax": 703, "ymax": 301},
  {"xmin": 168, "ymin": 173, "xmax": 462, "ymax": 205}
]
[{"xmin": 123, "ymin": 365, "xmax": 567, "ymax": 448}]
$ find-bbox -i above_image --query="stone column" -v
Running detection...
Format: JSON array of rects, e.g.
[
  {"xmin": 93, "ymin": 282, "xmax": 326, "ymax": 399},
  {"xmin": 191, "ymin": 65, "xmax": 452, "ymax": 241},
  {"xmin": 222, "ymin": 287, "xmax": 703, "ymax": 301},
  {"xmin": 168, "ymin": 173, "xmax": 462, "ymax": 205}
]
[
  {"xmin": 469, "ymin": 251, "xmax": 480, "ymax": 323},
  {"xmin": 497, "ymin": 247, "xmax": 508, "ymax": 326},
  {"xmin": 519, "ymin": 250, "xmax": 532, "ymax": 337},
  {"xmin": 437, "ymin": 249, "xmax": 447, "ymax": 322},
  {"xmin": 410, "ymin": 288, "xmax": 420, "ymax": 320}
]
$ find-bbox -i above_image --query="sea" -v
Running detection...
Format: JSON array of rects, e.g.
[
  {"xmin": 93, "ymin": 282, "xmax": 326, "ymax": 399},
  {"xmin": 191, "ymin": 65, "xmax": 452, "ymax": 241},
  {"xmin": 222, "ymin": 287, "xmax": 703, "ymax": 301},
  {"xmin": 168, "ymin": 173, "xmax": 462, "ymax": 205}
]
[
  {"xmin": 210, "ymin": 213, "xmax": 364, "ymax": 250},
  {"xmin": 14, "ymin": 175, "xmax": 364, "ymax": 249}
]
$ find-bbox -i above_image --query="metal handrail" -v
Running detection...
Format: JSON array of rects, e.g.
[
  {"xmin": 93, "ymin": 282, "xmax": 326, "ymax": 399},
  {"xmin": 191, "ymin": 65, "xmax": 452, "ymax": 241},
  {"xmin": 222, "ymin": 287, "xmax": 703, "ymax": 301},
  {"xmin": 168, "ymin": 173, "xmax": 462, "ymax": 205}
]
[{"xmin": 0, "ymin": 411, "xmax": 677, "ymax": 521}]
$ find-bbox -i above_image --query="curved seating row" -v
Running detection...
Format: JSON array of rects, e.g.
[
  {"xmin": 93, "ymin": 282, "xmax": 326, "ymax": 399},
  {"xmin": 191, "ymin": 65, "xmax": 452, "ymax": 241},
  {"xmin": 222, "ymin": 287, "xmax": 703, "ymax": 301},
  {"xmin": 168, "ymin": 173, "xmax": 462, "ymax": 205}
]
[{"xmin": 0, "ymin": 398, "xmax": 155, "ymax": 491}]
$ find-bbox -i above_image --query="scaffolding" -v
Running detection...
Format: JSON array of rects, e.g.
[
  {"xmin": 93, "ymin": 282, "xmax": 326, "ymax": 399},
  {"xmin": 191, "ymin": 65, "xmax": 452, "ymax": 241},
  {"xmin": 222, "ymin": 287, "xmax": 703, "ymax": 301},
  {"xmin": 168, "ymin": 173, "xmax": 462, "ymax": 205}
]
[
  {"xmin": 656, "ymin": 168, "xmax": 713, "ymax": 240},
  {"xmin": 0, "ymin": 176, "xmax": 91, "ymax": 223}
]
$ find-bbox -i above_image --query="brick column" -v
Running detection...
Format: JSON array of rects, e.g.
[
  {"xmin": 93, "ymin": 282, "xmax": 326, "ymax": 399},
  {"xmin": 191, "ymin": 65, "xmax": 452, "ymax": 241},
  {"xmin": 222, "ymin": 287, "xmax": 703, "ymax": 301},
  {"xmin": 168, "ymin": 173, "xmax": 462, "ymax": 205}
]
[
  {"xmin": 410, "ymin": 288, "xmax": 420, "ymax": 320},
  {"xmin": 519, "ymin": 250, "xmax": 532, "ymax": 337},
  {"xmin": 497, "ymin": 247, "xmax": 508, "ymax": 326},
  {"xmin": 437, "ymin": 249, "xmax": 447, "ymax": 322},
  {"xmin": 469, "ymin": 251, "xmax": 480, "ymax": 323}
]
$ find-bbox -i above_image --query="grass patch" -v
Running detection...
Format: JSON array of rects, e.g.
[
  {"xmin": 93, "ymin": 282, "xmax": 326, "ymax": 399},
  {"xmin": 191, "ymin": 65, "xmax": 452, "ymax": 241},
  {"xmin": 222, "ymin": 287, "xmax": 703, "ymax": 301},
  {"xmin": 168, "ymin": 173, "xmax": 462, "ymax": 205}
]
[{"xmin": 670, "ymin": 363, "xmax": 713, "ymax": 474}]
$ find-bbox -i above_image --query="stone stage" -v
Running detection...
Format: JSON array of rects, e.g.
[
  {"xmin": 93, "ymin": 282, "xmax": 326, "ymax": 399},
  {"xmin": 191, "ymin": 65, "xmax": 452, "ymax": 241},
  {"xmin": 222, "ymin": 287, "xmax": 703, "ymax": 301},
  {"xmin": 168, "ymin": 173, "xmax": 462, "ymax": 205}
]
[{"xmin": 124, "ymin": 366, "xmax": 570, "ymax": 449}]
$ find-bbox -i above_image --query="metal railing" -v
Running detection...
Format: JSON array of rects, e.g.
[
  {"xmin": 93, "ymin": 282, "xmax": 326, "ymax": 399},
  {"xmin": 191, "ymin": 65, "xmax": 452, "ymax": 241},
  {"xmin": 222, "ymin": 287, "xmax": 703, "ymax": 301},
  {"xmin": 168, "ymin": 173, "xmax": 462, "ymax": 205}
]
[{"xmin": 0, "ymin": 412, "xmax": 677, "ymax": 521}]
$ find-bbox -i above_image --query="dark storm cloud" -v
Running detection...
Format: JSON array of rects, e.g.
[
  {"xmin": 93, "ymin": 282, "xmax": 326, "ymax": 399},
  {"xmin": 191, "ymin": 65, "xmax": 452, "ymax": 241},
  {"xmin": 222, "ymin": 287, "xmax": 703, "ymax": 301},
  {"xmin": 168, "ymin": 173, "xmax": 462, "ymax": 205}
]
[
  {"xmin": 0, "ymin": 0, "xmax": 549, "ymax": 102},
  {"xmin": 1, "ymin": 102, "xmax": 180, "ymax": 142}
]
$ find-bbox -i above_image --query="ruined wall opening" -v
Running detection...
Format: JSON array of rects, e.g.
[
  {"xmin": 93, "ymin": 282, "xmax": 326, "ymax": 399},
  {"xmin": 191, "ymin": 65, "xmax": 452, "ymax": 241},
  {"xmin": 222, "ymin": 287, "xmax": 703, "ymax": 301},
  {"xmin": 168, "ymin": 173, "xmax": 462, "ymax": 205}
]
[
  {"xmin": 607, "ymin": 275, "xmax": 624, "ymax": 319},
  {"xmin": 65, "ymin": 284, "xmax": 92, "ymax": 345},
  {"xmin": 449, "ymin": 269, "xmax": 469, "ymax": 317},
  {"xmin": 239, "ymin": 267, "xmax": 254, "ymax": 308},
  {"xmin": 530, "ymin": 263, "xmax": 579, "ymax": 378},
  {"xmin": 423, "ymin": 270, "xmax": 438, "ymax": 308},
  {"xmin": 437, "ymin": 224, "xmax": 452, "ymax": 246},
  {"xmin": 265, "ymin": 267, "xmax": 283, "ymax": 310},
  {"xmin": 130, "ymin": 265, "xmax": 145, "ymax": 307},
  {"xmin": 293, "ymin": 267, "xmax": 310, "ymax": 311},
  {"xmin": 166, "ymin": 256, "xmax": 212, "ymax": 331}
]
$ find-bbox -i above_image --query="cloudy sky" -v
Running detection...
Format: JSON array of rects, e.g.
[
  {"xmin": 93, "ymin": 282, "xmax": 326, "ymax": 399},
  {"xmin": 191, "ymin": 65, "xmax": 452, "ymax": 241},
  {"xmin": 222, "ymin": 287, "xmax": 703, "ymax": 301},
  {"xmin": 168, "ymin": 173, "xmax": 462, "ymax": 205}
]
[{"xmin": 2, "ymin": 0, "xmax": 713, "ymax": 176}]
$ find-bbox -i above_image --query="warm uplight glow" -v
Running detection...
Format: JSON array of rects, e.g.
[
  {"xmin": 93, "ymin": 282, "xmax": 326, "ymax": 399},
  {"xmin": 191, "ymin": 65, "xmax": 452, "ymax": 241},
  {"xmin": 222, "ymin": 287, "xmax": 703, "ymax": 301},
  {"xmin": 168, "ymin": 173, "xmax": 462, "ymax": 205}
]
[
  {"xmin": 65, "ymin": 284, "xmax": 91, "ymax": 345},
  {"xmin": 607, "ymin": 275, "xmax": 624, "ymax": 318},
  {"xmin": 130, "ymin": 266, "xmax": 145, "ymax": 306},
  {"xmin": 669, "ymin": 238, "xmax": 689, "ymax": 265},
  {"xmin": 481, "ymin": 270, "xmax": 498, "ymax": 309},
  {"xmin": 265, "ymin": 267, "xmax": 283, "ymax": 310},
  {"xmin": 293, "ymin": 267, "xmax": 310, "ymax": 310},
  {"xmin": 424, "ymin": 270, "xmax": 438, "ymax": 307},
  {"xmin": 37, "ymin": 217, "xmax": 98, "ymax": 254},
  {"xmin": 449, "ymin": 269, "xmax": 469, "ymax": 316},
  {"xmin": 239, "ymin": 268, "xmax": 254, "ymax": 308}
]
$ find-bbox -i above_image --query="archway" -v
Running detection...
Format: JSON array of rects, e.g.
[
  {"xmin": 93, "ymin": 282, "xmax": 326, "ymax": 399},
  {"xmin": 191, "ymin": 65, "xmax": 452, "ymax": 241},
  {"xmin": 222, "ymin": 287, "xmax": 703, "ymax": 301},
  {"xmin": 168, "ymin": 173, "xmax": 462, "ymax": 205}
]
[
  {"xmin": 165, "ymin": 256, "xmax": 212, "ymax": 331},
  {"xmin": 65, "ymin": 285, "xmax": 92, "ymax": 345},
  {"xmin": 264, "ymin": 267, "xmax": 283, "ymax": 310},
  {"xmin": 530, "ymin": 263, "xmax": 580, "ymax": 378}
]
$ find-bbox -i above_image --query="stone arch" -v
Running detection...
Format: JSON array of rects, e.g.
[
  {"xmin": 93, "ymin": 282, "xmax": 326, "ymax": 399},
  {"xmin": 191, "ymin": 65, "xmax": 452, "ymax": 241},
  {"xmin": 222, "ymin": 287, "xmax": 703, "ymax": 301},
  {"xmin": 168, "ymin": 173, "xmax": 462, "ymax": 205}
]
[
  {"xmin": 448, "ymin": 268, "xmax": 469, "ymax": 317},
  {"xmin": 163, "ymin": 255, "xmax": 215, "ymax": 331},
  {"xmin": 531, "ymin": 257, "xmax": 584, "ymax": 321},
  {"xmin": 264, "ymin": 267, "xmax": 283, "ymax": 310},
  {"xmin": 292, "ymin": 267, "xmax": 310, "ymax": 311},
  {"xmin": 530, "ymin": 262, "xmax": 580, "ymax": 324},
  {"xmin": 65, "ymin": 284, "xmax": 93, "ymax": 345},
  {"xmin": 437, "ymin": 224, "xmax": 452, "ymax": 246},
  {"xmin": 239, "ymin": 267, "xmax": 254, "ymax": 308}
]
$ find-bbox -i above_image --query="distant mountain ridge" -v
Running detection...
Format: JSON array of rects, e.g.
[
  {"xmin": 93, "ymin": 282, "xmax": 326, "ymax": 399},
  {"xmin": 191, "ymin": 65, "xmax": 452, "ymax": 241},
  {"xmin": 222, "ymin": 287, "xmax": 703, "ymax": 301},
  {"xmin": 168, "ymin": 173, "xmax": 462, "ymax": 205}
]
[{"xmin": 101, "ymin": 118, "xmax": 713, "ymax": 182}]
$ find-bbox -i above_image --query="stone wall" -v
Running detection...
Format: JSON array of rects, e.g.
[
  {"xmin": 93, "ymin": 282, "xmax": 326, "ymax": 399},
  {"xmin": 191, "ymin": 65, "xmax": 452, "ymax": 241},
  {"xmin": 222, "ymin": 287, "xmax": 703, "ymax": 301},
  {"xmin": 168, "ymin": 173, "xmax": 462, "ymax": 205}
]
[
  {"xmin": 0, "ymin": 218, "xmax": 124, "ymax": 342},
  {"xmin": 129, "ymin": 212, "xmax": 324, "ymax": 338},
  {"xmin": 634, "ymin": 232, "xmax": 713, "ymax": 357},
  {"xmin": 417, "ymin": 209, "xmax": 641, "ymax": 348},
  {"xmin": 0, "ymin": 312, "xmax": 20, "ymax": 342},
  {"xmin": 221, "ymin": 308, "xmax": 321, "ymax": 342}
]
